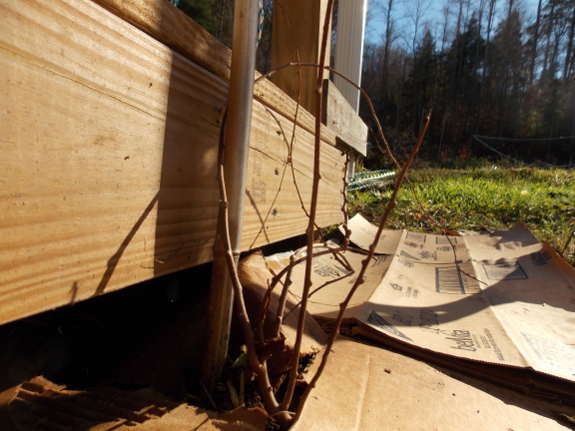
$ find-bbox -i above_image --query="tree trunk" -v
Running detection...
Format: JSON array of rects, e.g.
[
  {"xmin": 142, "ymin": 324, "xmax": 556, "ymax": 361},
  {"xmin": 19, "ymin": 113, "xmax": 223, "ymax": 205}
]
[
  {"xmin": 529, "ymin": 0, "xmax": 543, "ymax": 85},
  {"xmin": 563, "ymin": 3, "xmax": 575, "ymax": 80},
  {"xmin": 381, "ymin": 0, "xmax": 395, "ymax": 112}
]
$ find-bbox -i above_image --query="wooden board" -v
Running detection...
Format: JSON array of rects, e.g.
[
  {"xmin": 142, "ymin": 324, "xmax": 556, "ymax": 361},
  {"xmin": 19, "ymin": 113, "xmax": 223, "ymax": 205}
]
[
  {"xmin": 323, "ymin": 79, "xmax": 368, "ymax": 156},
  {"xmin": 244, "ymin": 101, "xmax": 345, "ymax": 250},
  {"xmin": 91, "ymin": 0, "xmax": 337, "ymax": 149},
  {"xmin": 270, "ymin": 0, "xmax": 330, "ymax": 116},
  {"xmin": 0, "ymin": 0, "xmax": 345, "ymax": 325}
]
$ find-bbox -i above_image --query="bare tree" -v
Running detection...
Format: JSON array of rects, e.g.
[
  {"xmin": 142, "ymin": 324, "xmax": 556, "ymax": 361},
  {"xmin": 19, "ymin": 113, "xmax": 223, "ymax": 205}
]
[
  {"xmin": 564, "ymin": 2, "xmax": 575, "ymax": 79},
  {"xmin": 440, "ymin": 0, "xmax": 456, "ymax": 52},
  {"xmin": 405, "ymin": 0, "xmax": 432, "ymax": 53},
  {"xmin": 381, "ymin": 0, "xmax": 397, "ymax": 111}
]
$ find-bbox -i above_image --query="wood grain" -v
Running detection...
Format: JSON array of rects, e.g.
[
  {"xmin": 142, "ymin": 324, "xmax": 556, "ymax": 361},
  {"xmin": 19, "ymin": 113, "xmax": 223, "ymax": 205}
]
[
  {"xmin": 270, "ymin": 0, "xmax": 330, "ymax": 115},
  {"xmin": 0, "ymin": 0, "xmax": 345, "ymax": 325},
  {"xmin": 91, "ymin": 0, "xmax": 338, "ymax": 148},
  {"xmin": 323, "ymin": 80, "xmax": 368, "ymax": 156}
]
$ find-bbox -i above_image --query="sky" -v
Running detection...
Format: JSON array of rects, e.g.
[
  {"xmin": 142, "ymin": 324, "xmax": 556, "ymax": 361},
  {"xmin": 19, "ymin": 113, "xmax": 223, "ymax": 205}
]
[{"xmin": 364, "ymin": 0, "xmax": 542, "ymax": 48}]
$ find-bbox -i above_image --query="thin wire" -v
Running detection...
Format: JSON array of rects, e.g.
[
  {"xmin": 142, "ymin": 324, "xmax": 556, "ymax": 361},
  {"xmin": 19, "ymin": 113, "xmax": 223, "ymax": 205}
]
[
  {"xmin": 474, "ymin": 134, "xmax": 575, "ymax": 142},
  {"xmin": 472, "ymin": 135, "xmax": 575, "ymax": 169}
]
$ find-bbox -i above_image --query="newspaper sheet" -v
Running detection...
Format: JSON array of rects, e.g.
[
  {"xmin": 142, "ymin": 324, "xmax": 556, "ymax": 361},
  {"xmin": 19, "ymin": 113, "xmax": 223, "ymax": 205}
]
[{"xmin": 273, "ymin": 214, "xmax": 575, "ymax": 384}]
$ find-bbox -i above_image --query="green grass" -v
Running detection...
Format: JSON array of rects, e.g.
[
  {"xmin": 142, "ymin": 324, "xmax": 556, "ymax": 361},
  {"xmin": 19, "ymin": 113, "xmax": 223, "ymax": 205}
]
[{"xmin": 348, "ymin": 164, "xmax": 575, "ymax": 266}]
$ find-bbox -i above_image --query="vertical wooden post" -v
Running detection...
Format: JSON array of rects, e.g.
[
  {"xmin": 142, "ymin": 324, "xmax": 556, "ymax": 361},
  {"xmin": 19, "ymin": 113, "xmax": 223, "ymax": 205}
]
[{"xmin": 271, "ymin": 0, "xmax": 330, "ymax": 116}]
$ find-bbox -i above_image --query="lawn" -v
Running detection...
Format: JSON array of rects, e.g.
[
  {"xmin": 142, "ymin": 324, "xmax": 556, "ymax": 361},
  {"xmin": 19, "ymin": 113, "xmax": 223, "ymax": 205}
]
[{"xmin": 348, "ymin": 163, "xmax": 575, "ymax": 267}]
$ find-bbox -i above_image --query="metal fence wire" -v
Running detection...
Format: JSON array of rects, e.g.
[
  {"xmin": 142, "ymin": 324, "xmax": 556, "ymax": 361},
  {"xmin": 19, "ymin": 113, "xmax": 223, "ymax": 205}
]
[{"xmin": 348, "ymin": 170, "xmax": 396, "ymax": 192}]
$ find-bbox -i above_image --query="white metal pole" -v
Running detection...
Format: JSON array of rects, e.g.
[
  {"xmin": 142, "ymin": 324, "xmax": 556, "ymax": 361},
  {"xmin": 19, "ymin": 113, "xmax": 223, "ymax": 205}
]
[
  {"xmin": 225, "ymin": 1, "xmax": 258, "ymax": 249},
  {"xmin": 203, "ymin": 0, "xmax": 259, "ymax": 391}
]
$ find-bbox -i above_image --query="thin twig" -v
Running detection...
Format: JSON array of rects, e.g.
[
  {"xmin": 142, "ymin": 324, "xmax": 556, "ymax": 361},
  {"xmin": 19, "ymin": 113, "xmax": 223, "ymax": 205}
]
[
  {"xmin": 267, "ymin": 245, "xmax": 343, "ymax": 294},
  {"xmin": 215, "ymin": 2, "xmax": 422, "ymax": 425},
  {"xmin": 200, "ymin": 379, "xmax": 218, "ymax": 412},
  {"xmin": 215, "ymin": 118, "xmax": 293, "ymax": 425},
  {"xmin": 280, "ymin": 0, "xmax": 335, "ymax": 411},
  {"xmin": 283, "ymin": 271, "xmax": 355, "ymax": 321},
  {"xmin": 341, "ymin": 150, "xmax": 352, "ymax": 249},
  {"xmin": 271, "ymin": 253, "xmax": 295, "ymax": 338},
  {"xmin": 216, "ymin": 164, "xmax": 278, "ymax": 409},
  {"xmin": 258, "ymin": 245, "xmax": 345, "ymax": 339},
  {"xmin": 255, "ymin": 62, "xmax": 401, "ymax": 171},
  {"xmin": 292, "ymin": 112, "xmax": 432, "ymax": 425}
]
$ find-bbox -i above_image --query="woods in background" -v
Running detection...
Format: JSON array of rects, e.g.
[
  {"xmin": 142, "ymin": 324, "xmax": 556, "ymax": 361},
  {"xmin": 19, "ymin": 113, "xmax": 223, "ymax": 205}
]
[{"xmin": 361, "ymin": 0, "xmax": 575, "ymax": 167}]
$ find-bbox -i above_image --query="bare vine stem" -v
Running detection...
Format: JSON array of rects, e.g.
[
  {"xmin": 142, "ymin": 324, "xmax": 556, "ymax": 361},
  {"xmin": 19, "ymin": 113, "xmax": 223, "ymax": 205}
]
[
  {"xmin": 257, "ymin": 244, "xmax": 346, "ymax": 341},
  {"xmin": 215, "ymin": 111, "xmax": 293, "ymax": 428},
  {"xmin": 279, "ymin": 0, "xmax": 335, "ymax": 411},
  {"xmin": 292, "ymin": 112, "xmax": 431, "ymax": 425},
  {"xmin": 271, "ymin": 0, "xmax": 314, "ymax": 226},
  {"xmin": 271, "ymin": 253, "xmax": 295, "ymax": 338},
  {"xmin": 229, "ymin": 56, "xmax": 428, "ymax": 428},
  {"xmin": 341, "ymin": 150, "xmax": 352, "ymax": 248},
  {"xmin": 255, "ymin": 62, "xmax": 401, "ymax": 171},
  {"xmin": 215, "ymin": 1, "xmax": 430, "ymax": 426}
]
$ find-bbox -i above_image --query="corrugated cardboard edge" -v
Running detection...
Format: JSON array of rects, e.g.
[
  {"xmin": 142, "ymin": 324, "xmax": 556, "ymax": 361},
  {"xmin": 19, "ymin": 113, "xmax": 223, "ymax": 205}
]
[
  {"xmin": 0, "ymin": 376, "xmax": 268, "ymax": 431},
  {"xmin": 291, "ymin": 337, "xmax": 575, "ymax": 431},
  {"xmin": 353, "ymin": 324, "xmax": 575, "ymax": 406}
]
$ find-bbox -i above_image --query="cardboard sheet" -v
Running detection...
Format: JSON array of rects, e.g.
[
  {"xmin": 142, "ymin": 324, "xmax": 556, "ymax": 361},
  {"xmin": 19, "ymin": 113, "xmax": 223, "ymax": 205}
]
[
  {"xmin": 292, "ymin": 337, "xmax": 575, "ymax": 431},
  {"xmin": 0, "ymin": 376, "xmax": 268, "ymax": 431},
  {"xmin": 238, "ymin": 252, "xmax": 327, "ymax": 353},
  {"xmin": 338, "ymin": 214, "xmax": 402, "ymax": 255},
  {"xmin": 278, "ymin": 247, "xmax": 391, "ymax": 320},
  {"xmin": 272, "ymin": 214, "xmax": 575, "ymax": 385}
]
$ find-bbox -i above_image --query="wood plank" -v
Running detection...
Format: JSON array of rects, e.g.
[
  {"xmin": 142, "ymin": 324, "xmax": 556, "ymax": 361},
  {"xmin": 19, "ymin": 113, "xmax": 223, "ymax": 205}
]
[
  {"xmin": 323, "ymin": 80, "xmax": 368, "ymax": 156},
  {"xmin": 244, "ymin": 100, "xmax": 346, "ymax": 250},
  {"xmin": 91, "ymin": 0, "xmax": 337, "ymax": 149},
  {"xmin": 0, "ymin": 0, "xmax": 345, "ymax": 325},
  {"xmin": 91, "ymin": 0, "xmax": 231, "ymax": 83},
  {"xmin": 270, "ymin": 0, "xmax": 330, "ymax": 116}
]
